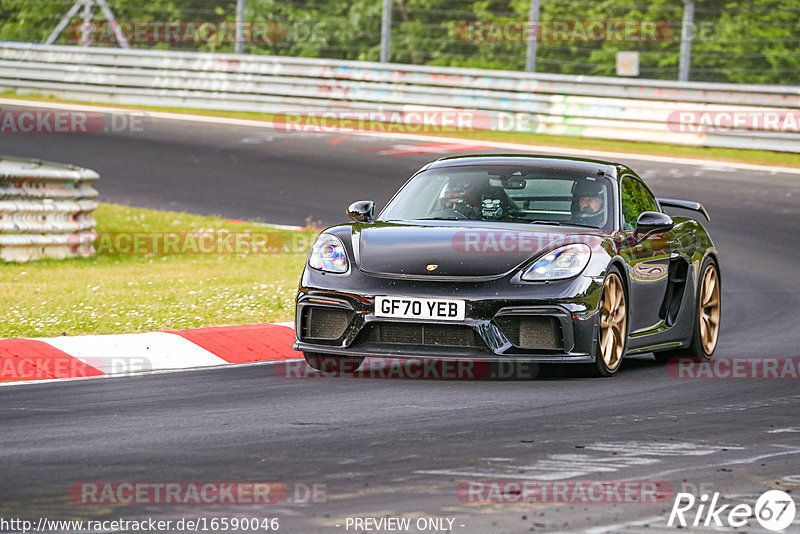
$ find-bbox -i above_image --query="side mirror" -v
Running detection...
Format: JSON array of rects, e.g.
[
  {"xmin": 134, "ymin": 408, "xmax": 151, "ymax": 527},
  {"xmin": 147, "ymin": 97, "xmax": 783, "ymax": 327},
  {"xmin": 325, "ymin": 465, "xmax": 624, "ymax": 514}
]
[
  {"xmin": 347, "ymin": 200, "xmax": 374, "ymax": 223},
  {"xmin": 635, "ymin": 211, "xmax": 674, "ymax": 232}
]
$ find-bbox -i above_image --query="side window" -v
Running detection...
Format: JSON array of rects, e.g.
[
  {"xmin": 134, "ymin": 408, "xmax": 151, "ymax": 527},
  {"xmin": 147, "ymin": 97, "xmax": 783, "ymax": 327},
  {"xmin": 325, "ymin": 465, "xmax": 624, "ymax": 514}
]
[{"xmin": 620, "ymin": 176, "xmax": 658, "ymax": 230}]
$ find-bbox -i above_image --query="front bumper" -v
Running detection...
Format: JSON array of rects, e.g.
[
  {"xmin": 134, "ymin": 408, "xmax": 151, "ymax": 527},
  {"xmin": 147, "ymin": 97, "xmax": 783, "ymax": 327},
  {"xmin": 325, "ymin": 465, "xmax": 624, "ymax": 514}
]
[
  {"xmin": 293, "ymin": 342, "xmax": 596, "ymax": 364},
  {"xmin": 292, "ymin": 269, "xmax": 603, "ymax": 364}
]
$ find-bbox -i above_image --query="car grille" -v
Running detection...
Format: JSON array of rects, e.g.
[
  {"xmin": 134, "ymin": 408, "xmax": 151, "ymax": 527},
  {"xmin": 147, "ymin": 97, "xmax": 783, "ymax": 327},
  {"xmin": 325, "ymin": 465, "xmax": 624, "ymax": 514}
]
[
  {"xmin": 300, "ymin": 306, "xmax": 353, "ymax": 341},
  {"xmin": 358, "ymin": 322, "xmax": 485, "ymax": 349},
  {"xmin": 494, "ymin": 316, "xmax": 563, "ymax": 350}
]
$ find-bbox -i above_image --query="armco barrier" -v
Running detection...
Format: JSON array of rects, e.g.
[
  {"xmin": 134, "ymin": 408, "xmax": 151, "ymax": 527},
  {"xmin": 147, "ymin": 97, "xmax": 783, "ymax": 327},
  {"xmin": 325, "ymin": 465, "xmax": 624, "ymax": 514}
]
[
  {"xmin": 0, "ymin": 43, "xmax": 799, "ymax": 151},
  {"xmin": 0, "ymin": 155, "xmax": 98, "ymax": 262}
]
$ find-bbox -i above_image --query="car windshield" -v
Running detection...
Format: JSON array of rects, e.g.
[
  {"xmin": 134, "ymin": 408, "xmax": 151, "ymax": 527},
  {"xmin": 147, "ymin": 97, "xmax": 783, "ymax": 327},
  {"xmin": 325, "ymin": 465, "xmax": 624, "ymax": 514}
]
[{"xmin": 379, "ymin": 165, "xmax": 613, "ymax": 229}]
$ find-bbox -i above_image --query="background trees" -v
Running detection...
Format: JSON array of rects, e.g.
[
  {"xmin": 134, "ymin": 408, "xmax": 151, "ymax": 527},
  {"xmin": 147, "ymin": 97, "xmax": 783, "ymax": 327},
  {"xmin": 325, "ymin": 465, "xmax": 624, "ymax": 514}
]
[{"xmin": 1, "ymin": 0, "xmax": 797, "ymax": 84}]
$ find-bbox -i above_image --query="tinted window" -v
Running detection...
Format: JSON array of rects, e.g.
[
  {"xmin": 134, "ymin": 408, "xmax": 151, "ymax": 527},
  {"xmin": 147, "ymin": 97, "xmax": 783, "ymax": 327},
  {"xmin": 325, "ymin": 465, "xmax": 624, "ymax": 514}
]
[
  {"xmin": 379, "ymin": 166, "xmax": 613, "ymax": 229},
  {"xmin": 620, "ymin": 176, "xmax": 658, "ymax": 230}
]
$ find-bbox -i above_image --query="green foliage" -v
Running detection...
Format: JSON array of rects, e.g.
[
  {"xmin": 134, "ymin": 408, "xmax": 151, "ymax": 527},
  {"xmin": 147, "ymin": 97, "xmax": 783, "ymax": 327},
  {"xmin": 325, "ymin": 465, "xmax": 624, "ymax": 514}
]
[
  {"xmin": 0, "ymin": 0, "xmax": 797, "ymax": 84},
  {"xmin": 244, "ymin": 0, "xmax": 383, "ymax": 59}
]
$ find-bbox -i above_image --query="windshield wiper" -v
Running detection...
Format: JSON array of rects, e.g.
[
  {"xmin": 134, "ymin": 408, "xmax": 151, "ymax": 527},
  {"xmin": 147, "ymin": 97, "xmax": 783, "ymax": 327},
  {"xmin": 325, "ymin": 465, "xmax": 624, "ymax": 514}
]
[
  {"xmin": 418, "ymin": 217, "xmax": 463, "ymax": 221},
  {"xmin": 529, "ymin": 220, "xmax": 600, "ymax": 229},
  {"xmin": 565, "ymin": 222, "xmax": 600, "ymax": 229}
]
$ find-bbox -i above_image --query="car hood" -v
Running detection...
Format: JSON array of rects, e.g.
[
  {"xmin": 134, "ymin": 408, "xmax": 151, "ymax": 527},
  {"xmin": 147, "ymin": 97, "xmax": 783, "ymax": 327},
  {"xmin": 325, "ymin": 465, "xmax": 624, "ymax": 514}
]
[{"xmin": 355, "ymin": 221, "xmax": 600, "ymax": 279}]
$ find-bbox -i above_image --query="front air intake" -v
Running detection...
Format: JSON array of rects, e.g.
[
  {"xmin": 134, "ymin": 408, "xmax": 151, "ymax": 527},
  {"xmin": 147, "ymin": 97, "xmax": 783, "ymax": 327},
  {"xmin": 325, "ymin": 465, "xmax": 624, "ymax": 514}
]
[
  {"xmin": 494, "ymin": 316, "xmax": 563, "ymax": 350},
  {"xmin": 358, "ymin": 322, "xmax": 485, "ymax": 349},
  {"xmin": 300, "ymin": 306, "xmax": 353, "ymax": 341}
]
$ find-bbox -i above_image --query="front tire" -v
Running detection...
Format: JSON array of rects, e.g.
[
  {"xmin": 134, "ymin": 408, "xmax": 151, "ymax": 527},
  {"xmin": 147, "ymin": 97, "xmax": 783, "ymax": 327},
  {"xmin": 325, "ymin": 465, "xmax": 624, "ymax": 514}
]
[
  {"xmin": 303, "ymin": 352, "xmax": 365, "ymax": 375},
  {"xmin": 593, "ymin": 267, "xmax": 628, "ymax": 377},
  {"xmin": 654, "ymin": 258, "xmax": 721, "ymax": 363}
]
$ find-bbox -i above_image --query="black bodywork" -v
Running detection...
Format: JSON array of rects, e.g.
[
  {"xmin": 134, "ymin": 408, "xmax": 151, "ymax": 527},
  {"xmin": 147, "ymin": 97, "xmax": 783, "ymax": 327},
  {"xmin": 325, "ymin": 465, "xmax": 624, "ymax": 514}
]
[{"xmin": 294, "ymin": 155, "xmax": 718, "ymax": 366}]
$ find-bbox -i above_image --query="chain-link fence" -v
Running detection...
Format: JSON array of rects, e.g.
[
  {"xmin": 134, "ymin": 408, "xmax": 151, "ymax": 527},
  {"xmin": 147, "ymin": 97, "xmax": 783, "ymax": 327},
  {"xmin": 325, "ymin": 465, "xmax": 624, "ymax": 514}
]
[{"xmin": 1, "ymin": 0, "xmax": 798, "ymax": 85}]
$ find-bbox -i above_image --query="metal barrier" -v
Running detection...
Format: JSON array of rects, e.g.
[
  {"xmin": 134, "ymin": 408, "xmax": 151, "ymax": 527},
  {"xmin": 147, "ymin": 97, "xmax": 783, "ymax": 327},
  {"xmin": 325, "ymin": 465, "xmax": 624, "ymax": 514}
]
[
  {"xmin": 0, "ymin": 42, "xmax": 799, "ymax": 151},
  {"xmin": 0, "ymin": 155, "xmax": 98, "ymax": 262}
]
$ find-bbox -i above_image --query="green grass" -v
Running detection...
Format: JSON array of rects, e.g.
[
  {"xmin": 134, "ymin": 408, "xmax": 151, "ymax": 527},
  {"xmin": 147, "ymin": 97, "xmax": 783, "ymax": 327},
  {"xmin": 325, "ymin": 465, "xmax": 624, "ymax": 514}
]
[
  {"xmin": 1, "ymin": 203, "xmax": 317, "ymax": 338},
  {"xmin": 4, "ymin": 90, "xmax": 800, "ymax": 169}
]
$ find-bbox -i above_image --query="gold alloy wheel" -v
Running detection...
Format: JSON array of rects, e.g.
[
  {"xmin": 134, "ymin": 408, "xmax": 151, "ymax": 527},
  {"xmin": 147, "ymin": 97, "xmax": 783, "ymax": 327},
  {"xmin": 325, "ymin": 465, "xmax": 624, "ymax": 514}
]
[
  {"xmin": 699, "ymin": 264, "xmax": 721, "ymax": 355},
  {"xmin": 599, "ymin": 273, "xmax": 627, "ymax": 371}
]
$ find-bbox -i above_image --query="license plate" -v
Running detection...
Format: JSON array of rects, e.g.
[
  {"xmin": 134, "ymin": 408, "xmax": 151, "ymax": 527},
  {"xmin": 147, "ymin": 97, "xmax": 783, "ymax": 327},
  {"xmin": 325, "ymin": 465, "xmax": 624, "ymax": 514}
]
[{"xmin": 374, "ymin": 296, "xmax": 466, "ymax": 321}]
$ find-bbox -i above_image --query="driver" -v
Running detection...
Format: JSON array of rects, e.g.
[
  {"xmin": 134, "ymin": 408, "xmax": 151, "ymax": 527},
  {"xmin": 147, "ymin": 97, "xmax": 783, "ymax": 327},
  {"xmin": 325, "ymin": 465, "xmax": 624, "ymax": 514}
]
[
  {"xmin": 438, "ymin": 177, "xmax": 484, "ymax": 219},
  {"xmin": 572, "ymin": 180, "xmax": 606, "ymax": 227}
]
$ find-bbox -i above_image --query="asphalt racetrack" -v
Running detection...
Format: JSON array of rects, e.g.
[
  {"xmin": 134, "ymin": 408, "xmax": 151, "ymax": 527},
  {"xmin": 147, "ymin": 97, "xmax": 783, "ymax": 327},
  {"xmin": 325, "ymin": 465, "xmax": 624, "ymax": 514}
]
[{"xmin": 1, "ymin": 106, "xmax": 799, "ymax": 533}]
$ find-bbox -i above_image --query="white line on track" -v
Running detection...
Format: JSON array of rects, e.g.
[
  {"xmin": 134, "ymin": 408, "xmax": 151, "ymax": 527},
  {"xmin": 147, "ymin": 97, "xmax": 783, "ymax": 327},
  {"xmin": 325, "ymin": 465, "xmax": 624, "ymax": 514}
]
[
  {"xmin": 417, "ymin": 440, "xmax": 741, "ymax": 481},
  {"xmin": 638, "ymin": 445, "xmax": 800, "ymax": 481},
  {"xmin": 536, "ymin": 446, "xmax": 800, "ymax": 533}
]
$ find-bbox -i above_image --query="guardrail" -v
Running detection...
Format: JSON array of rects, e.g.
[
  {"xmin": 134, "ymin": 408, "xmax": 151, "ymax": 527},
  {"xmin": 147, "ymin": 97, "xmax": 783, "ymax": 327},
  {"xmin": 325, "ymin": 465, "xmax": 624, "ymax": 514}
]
[
  {"xmin": 0, "ymin": 155, "xmax": 98, "ymax": 262},
  {"xmin": 0, "ymin": 43, "xmax": 799, "ymax": 152}
]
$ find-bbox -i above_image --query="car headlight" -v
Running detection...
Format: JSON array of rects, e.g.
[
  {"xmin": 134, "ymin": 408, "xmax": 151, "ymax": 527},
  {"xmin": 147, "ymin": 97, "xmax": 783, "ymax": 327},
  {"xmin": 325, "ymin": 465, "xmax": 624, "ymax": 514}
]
[
  {"xmin": 308, "ymin": 234, "xmax": 349, "ymax": 273},
  {"xmin": 521, "ymin": 244, "xmax": 591, "ymax": 281}
]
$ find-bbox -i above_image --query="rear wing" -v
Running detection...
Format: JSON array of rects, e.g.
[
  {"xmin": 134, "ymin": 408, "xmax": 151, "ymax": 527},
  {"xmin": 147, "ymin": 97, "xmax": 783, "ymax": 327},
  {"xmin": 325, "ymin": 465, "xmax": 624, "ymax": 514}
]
[{"xmin": 657, "ymin": 198, "xmax": 710, "ymax": 221}]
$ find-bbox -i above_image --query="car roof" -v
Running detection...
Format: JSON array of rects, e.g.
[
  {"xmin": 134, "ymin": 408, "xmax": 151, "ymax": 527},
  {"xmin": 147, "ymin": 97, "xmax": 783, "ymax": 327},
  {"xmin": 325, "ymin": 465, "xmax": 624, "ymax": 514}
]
[{"xmin": 424, "ymin": 154, "xmax": 627, "ymax": 180}]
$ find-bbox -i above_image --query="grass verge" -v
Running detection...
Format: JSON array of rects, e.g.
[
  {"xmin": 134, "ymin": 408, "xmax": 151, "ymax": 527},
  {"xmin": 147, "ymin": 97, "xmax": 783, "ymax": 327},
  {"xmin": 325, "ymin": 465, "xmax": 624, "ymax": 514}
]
[
  {"xmin": 3, "ymin": 90, "xmax": 800, "ymax": 169},
  {"xmin": 1, "ymin": 203, "xmax": 317, "ymax": 338}
]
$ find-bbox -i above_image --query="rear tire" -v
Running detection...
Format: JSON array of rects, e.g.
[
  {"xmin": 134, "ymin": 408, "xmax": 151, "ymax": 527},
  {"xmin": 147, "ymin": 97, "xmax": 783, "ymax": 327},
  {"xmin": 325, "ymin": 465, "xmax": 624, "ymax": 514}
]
[
  {"xmin": 303, "ymin": 352, "xmax": 365, "ymax": 375},
  {"xmin": 654, "ymin": 257, "xmax": 720, "ymax": 363},
  {"xmin": 592, "ymin": 266, "xmax": 628, "ymax": 377}
]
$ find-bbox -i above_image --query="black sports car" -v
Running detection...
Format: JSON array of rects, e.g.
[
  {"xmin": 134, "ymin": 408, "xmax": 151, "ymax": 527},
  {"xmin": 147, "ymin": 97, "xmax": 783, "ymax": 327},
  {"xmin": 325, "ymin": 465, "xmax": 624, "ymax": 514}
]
[{"xmin": 294, "ymin": 155, "xmax": 721, "ymax": 376}]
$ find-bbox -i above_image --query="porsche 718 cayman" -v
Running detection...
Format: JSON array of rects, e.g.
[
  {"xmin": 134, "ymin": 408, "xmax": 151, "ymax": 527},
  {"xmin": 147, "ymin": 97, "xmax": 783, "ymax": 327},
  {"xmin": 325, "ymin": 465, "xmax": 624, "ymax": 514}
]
[{"xmin": 294, "ymin": 155, "xmax": 721, "ymax": 376}]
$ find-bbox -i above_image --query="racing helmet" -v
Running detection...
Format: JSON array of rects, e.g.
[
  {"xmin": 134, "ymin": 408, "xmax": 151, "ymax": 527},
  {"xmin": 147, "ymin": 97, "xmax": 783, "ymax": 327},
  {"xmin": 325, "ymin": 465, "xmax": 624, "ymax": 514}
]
[
  {"xmin": 571, "ymin": 178, "xmax": 607, "ymax": 224},
  {"xmin": 573, "ymin": 179, "xmax": 605, "ymax": 200}
]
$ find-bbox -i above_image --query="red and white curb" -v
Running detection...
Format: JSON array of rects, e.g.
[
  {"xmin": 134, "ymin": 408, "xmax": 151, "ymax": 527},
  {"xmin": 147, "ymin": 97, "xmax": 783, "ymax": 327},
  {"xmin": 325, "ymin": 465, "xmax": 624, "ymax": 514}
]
[{"xmin": 0, "ymin": 322, "xmax": 302, "ymax": 385}]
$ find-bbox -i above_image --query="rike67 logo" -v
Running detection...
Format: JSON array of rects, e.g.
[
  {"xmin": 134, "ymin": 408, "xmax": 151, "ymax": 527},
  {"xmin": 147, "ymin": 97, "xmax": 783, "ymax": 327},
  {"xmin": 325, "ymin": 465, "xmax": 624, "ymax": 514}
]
[{"xmin": 668, "ymin": 490, "xmax": 796, "ymax": 531}]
